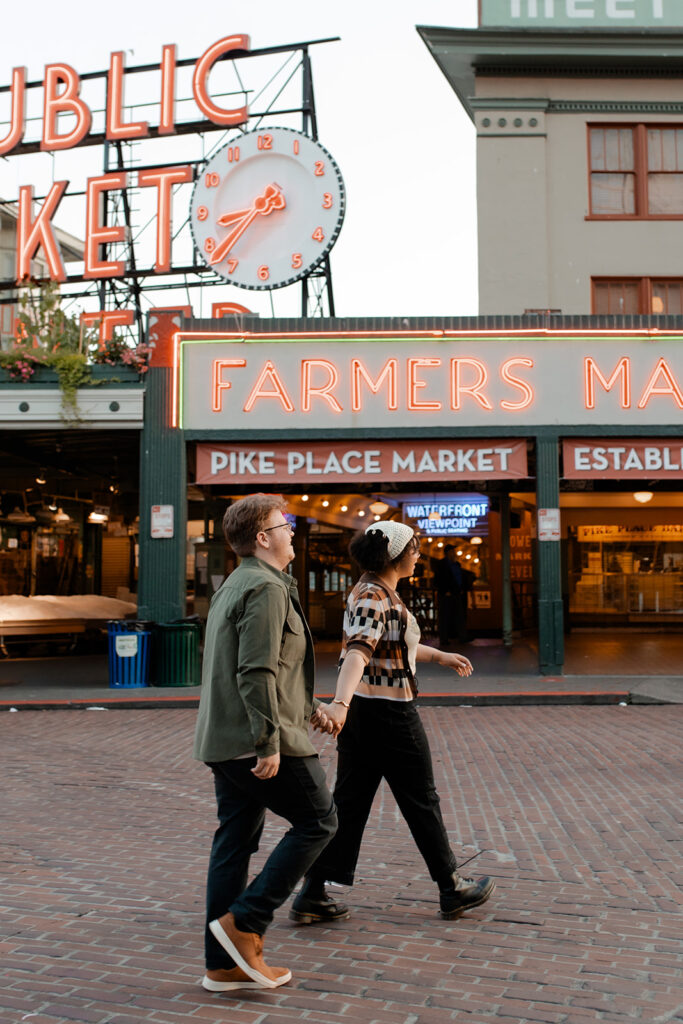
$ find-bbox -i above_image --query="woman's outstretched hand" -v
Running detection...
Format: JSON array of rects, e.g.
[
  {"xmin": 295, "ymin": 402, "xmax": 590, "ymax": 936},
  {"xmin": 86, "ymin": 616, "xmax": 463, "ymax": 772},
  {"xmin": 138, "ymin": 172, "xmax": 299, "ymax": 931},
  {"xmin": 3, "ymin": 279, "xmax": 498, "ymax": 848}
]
[{"xmin": 438, "ymin": 651, "xmax": 474, "ymax": 677}]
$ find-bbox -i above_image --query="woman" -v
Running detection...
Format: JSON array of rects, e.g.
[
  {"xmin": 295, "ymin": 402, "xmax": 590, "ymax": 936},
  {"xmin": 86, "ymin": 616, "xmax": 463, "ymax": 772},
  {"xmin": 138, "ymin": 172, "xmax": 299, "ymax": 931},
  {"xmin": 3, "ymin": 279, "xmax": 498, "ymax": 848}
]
[{"xmin": 290, "ymin": 519, "xmax": 495, "ymax": 925}]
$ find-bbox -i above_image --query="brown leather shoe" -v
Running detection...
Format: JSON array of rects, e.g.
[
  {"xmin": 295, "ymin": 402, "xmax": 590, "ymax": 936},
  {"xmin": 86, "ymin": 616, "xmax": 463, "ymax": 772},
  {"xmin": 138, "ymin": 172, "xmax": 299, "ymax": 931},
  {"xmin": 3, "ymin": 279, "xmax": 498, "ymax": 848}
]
[
  {"xmin": 209, "ymin": 912, "xmax": 289, "ymax": 989},
  {"xmin": 202, "ymin": 964, "xmax": 291, "ymax": 991}
]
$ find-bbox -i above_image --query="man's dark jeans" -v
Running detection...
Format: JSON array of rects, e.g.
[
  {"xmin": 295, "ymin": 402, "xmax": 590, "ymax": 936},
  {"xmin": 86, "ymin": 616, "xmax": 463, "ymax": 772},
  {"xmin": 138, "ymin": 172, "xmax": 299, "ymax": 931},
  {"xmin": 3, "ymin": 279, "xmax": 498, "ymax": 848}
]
[
  {"xmin": 204, "ymin": 754, "xmax": 336, "ymax": 970},
  {"xmin": 307, "ymin": 697, "xmax": 457, "ymax": 888}
]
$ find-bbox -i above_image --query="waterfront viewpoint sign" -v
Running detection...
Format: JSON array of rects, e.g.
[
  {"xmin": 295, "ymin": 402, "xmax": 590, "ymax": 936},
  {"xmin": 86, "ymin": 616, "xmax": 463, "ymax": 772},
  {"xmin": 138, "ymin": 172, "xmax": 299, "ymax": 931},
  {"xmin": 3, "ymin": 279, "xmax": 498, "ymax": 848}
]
[
  {"xmin": 174, "ymin": 330, "xmax": 683, "ymax": 430},
  {"xmin": 480, "ymin": 0, "xmax": 683, "ymax": 28}
]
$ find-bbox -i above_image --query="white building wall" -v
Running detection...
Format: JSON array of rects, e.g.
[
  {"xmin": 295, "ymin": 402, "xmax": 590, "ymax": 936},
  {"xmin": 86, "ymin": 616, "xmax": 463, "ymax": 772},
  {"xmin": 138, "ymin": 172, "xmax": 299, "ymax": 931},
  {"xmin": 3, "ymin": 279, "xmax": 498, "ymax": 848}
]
[{"xmin": 475, "ymin": 75, "xmax": 683, "ymax": 314}]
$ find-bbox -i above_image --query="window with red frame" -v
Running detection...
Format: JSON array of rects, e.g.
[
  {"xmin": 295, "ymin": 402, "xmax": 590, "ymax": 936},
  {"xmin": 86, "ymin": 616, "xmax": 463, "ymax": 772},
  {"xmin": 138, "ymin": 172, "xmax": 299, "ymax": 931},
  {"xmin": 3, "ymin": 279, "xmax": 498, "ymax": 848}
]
[
  {"xmin": 589, "ymin": 125, "xmax": 683, "ymax": 217},
  {"xmin": 592, "ymin": 278, "xmax": 683, "ymax": 315}
]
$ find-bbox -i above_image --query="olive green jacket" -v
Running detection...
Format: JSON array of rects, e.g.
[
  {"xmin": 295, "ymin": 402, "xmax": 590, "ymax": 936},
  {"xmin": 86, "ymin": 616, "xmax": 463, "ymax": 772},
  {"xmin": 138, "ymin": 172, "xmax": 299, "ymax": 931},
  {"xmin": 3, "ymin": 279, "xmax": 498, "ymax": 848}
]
[{"xmin": 193, "ymin": 555, "xmax": 319, "ymax": 762}]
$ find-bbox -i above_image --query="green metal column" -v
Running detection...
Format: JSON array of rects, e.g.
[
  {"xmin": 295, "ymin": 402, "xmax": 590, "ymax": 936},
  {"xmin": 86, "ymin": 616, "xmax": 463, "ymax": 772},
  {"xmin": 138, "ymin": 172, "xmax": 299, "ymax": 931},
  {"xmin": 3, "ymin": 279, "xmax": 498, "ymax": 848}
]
[
  {"xmin": 137, "ymin": 364, "xmax": 187, "ymax": 621},
  {"xmin": 536, "ymin": 435, "xmax": 564, "ymax": 675},
  {"xmin": 500, "ymin": 494, "xmax": 513, "ymax": 646}
]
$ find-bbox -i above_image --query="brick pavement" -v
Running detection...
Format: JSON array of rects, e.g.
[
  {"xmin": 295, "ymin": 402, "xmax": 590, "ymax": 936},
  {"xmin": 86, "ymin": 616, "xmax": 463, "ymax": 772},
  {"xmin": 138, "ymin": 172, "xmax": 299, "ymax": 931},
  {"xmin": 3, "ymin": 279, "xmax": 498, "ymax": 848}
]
[{"xmin": 0, "ymin": 705, "xmax": 681, "ymax": 1024}]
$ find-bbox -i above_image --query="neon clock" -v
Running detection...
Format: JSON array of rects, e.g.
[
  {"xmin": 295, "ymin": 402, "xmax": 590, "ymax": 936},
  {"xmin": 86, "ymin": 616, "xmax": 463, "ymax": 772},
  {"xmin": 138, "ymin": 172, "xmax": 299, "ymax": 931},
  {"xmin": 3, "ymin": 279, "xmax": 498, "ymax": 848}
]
[{"xmin": 190, "ymin": 127, "xmax": 345, "ymax": 290}]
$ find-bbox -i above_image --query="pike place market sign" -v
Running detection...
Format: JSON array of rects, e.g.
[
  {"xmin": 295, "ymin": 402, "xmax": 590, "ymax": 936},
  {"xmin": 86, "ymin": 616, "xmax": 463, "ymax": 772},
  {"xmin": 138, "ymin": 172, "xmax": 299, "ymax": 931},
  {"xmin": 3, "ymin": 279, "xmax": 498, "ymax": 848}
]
[{"xmin": 174, "ymin": 331, "xmax": 683, "ymax": 430}]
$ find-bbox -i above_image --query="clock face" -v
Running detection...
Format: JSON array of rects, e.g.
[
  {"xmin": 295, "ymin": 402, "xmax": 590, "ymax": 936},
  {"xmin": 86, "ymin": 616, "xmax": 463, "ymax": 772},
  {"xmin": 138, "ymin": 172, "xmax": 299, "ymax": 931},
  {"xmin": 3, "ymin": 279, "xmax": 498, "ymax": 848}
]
[{"xmin": 190, "ymin": 127, "xmax": 346, "ymax": 291}]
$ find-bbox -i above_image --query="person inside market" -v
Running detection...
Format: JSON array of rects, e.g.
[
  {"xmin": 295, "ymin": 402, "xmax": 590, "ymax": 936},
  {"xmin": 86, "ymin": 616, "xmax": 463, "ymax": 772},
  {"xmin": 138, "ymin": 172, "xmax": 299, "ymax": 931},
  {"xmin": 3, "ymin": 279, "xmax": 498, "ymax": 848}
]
[
  {"xmin": 193, "ymin": 493, "xmax": 337, "ymax": 993},
  {"xmin": 289, "ymin": 519, "xmax": 495, "ymax": 925},
  {"xmin": 435, "ymin": 543, "xmax": 475, "ymax": 647}
]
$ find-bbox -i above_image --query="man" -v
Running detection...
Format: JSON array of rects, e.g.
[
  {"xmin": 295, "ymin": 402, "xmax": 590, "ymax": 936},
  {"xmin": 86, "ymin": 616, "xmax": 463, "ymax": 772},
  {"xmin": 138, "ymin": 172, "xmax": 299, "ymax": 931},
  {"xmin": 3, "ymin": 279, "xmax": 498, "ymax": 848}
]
[
  {"xmin": 193, "ymin": 494, "xmax": 337, "ymax": 993},
  {"xmin": 435, "ymin": 544, "xmax": 474, "ymax": 646}
]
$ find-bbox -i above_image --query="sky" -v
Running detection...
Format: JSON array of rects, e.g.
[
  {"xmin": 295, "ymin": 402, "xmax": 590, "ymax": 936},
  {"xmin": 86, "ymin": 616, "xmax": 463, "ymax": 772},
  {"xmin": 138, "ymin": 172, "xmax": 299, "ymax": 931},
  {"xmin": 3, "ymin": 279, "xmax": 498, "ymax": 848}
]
[{"xmin": 0, "ymin": 1, "xmax": 479, "ymax": 322}]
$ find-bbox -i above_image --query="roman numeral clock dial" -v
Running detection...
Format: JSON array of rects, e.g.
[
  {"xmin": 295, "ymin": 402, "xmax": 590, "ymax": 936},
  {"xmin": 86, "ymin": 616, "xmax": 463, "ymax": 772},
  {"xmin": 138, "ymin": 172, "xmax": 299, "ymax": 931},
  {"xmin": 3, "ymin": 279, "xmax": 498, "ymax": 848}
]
[{"xmin": 191, "ymin": 127, "xmax": 346, "ymax": 290}]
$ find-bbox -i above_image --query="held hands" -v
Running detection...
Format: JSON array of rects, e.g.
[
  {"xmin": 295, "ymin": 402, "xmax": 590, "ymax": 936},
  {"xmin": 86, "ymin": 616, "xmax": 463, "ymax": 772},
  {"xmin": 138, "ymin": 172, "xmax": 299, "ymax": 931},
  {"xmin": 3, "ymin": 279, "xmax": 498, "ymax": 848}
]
[
  {"xmin": 310, "ymin": 701, "xmax": 347, "ymax": 738},
  {"xmin": 438, "ymin": 651, "xmax": 474, "ymax": 677}
]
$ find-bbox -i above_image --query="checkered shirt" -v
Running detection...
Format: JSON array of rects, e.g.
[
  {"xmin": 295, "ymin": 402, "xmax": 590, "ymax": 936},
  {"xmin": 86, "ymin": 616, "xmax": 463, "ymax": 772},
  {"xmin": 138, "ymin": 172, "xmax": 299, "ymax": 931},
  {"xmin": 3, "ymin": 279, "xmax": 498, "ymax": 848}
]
[{"xmin": 340, "ymin": 574, "xmax": 416, "ymax": 694}]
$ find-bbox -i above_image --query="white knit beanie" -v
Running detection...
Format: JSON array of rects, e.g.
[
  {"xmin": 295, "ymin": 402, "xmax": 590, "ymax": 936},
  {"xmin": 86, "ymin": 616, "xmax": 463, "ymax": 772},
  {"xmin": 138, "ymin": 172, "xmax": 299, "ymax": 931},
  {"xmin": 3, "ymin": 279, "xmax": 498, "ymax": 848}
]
[{"xmin": 364, "ymin": 520, "xmax": 415, "ymax": 559}]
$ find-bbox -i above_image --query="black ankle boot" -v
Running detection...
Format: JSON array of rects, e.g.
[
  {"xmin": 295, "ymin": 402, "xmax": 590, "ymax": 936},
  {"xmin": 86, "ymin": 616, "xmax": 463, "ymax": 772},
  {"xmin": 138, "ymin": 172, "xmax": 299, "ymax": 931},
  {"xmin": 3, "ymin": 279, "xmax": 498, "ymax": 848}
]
[
  {"xmin": 290, "ymin": 887, "xmax": 351, "ymax": 925},
  {"xmin": 439, "ymin": 871, "xmax": 495, "ymax": 920}
]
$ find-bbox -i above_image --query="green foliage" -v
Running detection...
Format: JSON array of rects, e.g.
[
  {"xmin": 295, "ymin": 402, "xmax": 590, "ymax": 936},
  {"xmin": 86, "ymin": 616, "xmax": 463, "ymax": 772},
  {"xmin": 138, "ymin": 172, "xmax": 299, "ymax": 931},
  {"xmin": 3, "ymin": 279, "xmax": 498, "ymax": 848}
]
[
  {"xmin": 53, "ymin": 353, "xmax": 93, "ymax": 422},
  {"xmin": 1, "ymin": 282, "xmax": 150, "ymax": 419},
  {"xmin": 15, "ymin": 279, "xmax": 87, "ymax": 353}
]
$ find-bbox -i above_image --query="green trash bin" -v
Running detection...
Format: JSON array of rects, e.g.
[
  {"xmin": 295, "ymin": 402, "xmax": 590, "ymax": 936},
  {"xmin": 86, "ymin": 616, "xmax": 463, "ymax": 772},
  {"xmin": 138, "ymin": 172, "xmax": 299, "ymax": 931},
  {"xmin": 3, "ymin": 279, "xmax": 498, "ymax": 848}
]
[{"xmin": 153, "ymin": 621, "xmax": 201, "ymax": 687}]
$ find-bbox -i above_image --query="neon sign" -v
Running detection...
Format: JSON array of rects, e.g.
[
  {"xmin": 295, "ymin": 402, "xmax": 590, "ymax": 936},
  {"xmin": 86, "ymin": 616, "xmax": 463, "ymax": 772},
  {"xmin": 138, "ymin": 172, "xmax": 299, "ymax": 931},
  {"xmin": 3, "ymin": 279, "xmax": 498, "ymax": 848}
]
[
  {"xmin": 174, "ymin": 330, "xmax": 683, "ymax": 430},
  {"xmin": 402, "ymin": 494, "xmax": 490, "ymax": 537},
  {"xmin": 1, "ymin": 36, "xmax": 250, "ymax": 158}
]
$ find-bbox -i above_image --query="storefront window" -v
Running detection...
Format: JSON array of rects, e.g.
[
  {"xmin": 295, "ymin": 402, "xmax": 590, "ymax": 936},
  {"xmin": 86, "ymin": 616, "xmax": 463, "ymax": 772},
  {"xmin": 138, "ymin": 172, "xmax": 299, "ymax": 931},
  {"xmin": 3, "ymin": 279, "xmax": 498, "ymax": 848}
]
[{"xmin": 569, "ymin": 525, "xmax": 683, "ymax": 620}]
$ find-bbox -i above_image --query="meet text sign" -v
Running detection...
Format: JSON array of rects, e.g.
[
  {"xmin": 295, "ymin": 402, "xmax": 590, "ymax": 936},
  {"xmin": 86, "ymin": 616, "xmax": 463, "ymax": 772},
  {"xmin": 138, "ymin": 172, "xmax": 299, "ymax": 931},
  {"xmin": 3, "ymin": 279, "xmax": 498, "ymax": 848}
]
[{"xmin": 480, "ymin": 0, "xmax": 682, "ymax": 29}]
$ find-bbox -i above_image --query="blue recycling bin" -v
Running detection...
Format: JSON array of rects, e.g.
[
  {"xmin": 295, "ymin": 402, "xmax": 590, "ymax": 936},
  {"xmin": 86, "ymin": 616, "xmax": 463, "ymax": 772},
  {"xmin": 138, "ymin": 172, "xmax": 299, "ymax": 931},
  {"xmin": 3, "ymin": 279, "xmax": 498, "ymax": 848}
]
[{"xmin": 107, "ymin": 620, "xmax": 151, "ymax": 688}]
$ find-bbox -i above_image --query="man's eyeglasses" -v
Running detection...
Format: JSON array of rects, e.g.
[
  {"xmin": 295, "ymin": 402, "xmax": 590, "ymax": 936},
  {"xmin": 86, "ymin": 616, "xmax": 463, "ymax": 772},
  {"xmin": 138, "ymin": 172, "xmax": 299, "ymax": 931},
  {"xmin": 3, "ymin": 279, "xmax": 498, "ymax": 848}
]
[{"xmin": 262, "ymin": 522, "xmax": 295, "ymax": 535}]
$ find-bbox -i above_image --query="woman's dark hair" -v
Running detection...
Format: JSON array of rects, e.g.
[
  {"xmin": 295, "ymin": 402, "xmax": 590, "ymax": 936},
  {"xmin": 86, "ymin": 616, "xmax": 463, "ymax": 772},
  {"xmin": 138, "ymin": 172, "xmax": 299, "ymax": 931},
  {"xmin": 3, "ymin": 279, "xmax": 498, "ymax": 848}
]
[{"xmin": 349, "ymin": 527, "xmax": 419, "ymax": 573}]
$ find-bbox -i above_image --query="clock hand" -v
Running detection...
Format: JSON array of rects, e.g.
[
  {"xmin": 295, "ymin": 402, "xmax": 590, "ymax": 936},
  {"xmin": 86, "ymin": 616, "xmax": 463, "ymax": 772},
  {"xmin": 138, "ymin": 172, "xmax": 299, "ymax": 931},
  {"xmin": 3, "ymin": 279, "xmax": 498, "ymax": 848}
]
[{"xmin": 210, "ymin": 183, "xmax": 286, "ymax": 265}]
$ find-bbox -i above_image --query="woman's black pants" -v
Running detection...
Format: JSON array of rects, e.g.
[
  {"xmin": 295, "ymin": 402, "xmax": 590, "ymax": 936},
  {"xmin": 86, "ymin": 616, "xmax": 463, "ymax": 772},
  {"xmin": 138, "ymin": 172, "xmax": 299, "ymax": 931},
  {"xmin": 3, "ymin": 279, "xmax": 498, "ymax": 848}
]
[{"xmin": 307, "ymin": 697, "xmax": 457, "ymax": 887}]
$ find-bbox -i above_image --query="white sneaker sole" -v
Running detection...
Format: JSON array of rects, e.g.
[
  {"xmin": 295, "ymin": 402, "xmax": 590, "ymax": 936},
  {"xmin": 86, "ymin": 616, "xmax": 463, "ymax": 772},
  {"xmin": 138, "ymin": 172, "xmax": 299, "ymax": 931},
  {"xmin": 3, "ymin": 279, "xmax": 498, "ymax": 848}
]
[
  {"xmin": 208, "ymin": 919, "xmax": 282, "ymax": 989},
  {"xmin": 201, "ymin": 974, "xmax": 263, "ymax": 991}
]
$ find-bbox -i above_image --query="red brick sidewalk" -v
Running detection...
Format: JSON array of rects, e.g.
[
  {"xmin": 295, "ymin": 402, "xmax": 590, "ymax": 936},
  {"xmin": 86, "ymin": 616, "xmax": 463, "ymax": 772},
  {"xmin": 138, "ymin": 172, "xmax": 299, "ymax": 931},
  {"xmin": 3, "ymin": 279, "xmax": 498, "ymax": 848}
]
[{"xmin": 1, "ymin": 706, "xmax": 681, "ymax": 1024}]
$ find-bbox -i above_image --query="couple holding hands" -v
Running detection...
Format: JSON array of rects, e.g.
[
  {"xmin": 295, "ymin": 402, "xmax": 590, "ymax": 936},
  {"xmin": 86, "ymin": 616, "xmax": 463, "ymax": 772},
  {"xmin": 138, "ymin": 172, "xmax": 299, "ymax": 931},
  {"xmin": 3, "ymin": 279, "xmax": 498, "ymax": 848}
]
[{"xmin": 193, "ymin": 493, "xmax": 494, "ymax": 993}]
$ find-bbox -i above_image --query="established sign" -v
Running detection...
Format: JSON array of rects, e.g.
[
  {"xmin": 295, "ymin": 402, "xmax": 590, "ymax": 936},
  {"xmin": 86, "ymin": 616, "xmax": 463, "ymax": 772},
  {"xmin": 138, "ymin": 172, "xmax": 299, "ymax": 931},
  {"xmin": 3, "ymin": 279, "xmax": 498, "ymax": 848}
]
[
  {"xmin": 563, "ymin": 439, "xmax": 683, "ymax": 478},
  {"xmin": 480, "ymin": 0, "xmax": 683, "ymax": 29},
  {"xmin": 176, "ymin": 331, "xmax": 683, "ymax": 430},
  {"xmin": 195, "ymin": 439, "xmax": 528, "ymax": 484}
]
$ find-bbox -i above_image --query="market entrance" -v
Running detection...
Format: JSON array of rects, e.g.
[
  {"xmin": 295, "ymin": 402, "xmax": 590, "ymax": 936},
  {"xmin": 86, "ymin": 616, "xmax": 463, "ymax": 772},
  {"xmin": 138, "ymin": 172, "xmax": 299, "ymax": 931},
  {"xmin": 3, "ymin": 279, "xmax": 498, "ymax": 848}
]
[{"xmin": 189, "ymin": 436, "xmax": 537, "ymax": 648}]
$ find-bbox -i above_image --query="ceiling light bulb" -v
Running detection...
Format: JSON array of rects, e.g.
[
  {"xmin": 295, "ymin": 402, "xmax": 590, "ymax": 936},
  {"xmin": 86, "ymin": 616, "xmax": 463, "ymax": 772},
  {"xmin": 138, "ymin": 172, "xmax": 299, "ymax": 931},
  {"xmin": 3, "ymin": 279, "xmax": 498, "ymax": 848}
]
[
  {"xmin": 465, "ymin": 554, "xmax": 472, "ymax": 560},
  {"xmin": 358, "ymin": 510, "xmax": 365, "ymax": 517},
  {"xmin": 340, "ymin": 505, "xmax": 348, "ymax": 512},
  {"xmin": 633, "ymin": 491, "xmax": 653, "ymax": 504},
  {"xmin": 301, "ymin": 494, "xmax": 309, "ymax": 502},
  {"xmin": 474, "ymin": 558, "xmax": 480, "ymax": 564},
  {"xmin": 437, "ymin": 541, "xmax": 443, "ymax": 548},
  {"xmin": 456, "ymin": 549, "xmax": 463, "ymax": 556},
  {"xmin": 369, "ymin": 499, "xmax": 389, "ymax": 515},
  {"xmin": 374, "ymin": 514, "xmax": 381, "ymax": 520},
  {"xmin": 36, "ymin": 472, "xmax": 46, "ymax": 485},
  {"xmin": 322, "ymin": 500, "xmax": 329, "ymax": 507},
  {"xmin": 470, "ymin": 536, "xmax": 482, "ymax": 545}
]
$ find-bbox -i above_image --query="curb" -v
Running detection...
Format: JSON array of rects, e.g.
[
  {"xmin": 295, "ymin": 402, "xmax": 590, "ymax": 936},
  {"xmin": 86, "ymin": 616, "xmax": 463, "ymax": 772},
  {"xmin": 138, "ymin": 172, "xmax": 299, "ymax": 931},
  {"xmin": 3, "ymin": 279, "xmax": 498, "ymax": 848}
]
[{"xmin": 0, "ymin": 691, "xmax": 635, "ymax": 712}]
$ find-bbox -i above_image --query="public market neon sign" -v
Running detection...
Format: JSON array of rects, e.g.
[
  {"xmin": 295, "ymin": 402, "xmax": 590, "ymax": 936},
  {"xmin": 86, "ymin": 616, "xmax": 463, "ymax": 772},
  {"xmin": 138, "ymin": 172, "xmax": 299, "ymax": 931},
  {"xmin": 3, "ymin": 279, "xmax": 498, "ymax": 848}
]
[{"xmin": 2, "ymin": 35, "xmax": 251, "ymax": 284}]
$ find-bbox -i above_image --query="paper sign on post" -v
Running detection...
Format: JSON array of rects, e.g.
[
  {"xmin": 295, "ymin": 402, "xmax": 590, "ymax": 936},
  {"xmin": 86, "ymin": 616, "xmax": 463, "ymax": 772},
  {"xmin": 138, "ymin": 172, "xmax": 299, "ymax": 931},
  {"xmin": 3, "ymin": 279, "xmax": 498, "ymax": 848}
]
[
  {"xmin": 538, "ymin": 508, "xmax": 561, "ymax": 541},
  {"xmin": 151, "ymin": 504, "xmax": 174, "ymax": 538}
]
